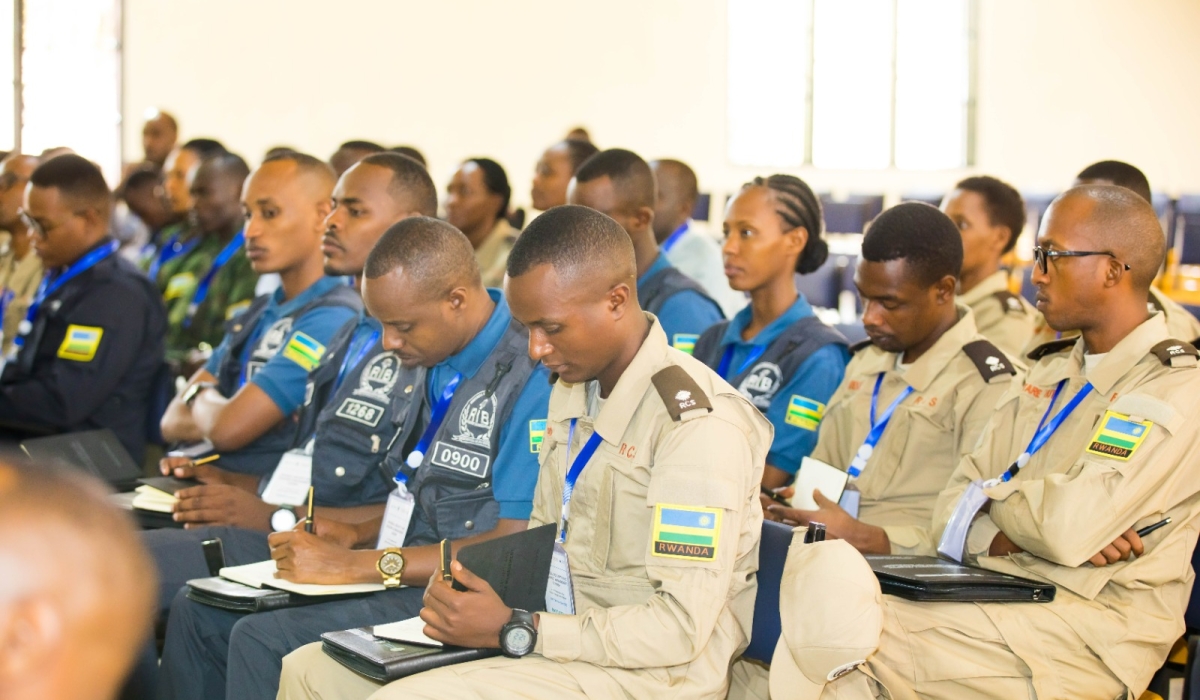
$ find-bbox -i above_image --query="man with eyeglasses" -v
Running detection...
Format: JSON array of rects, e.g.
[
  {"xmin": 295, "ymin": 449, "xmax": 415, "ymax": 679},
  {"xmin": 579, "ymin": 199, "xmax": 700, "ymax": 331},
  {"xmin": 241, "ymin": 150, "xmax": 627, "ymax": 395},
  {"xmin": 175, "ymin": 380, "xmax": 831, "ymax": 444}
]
[
  {"xmin": 774, "ymin": 185, "xmax": 1200, "ymax": 700},
  {"xmin": 0, "ymin": 154, "xmax": 166, "ymax": 460},
  {"xmin": 0, "ymin": 154, "xmax": 43, "ymax": 356}
]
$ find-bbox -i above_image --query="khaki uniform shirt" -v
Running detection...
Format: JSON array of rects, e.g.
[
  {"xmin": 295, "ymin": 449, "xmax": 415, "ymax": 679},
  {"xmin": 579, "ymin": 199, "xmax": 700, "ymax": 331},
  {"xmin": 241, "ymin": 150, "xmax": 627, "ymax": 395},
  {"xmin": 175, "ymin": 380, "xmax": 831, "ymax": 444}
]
[
  {"xmin": 935, "ymin": 312, "xmax": 1200, "ymax": 693},
  {"xmin": 0, "ymin": 241, "xmax": 44, "ymax": 357},
  {"xmin": 958, "ymin": 270, "xmax": 1036, "ymax": 359},
  {"xmin": 475, "ymin": 219, "xmax": 518, "ymax": 289},
  {"xmin": 531, "ymin": 316, "xmax": 771, "ymax": 699},
  {"xmin": 811, "ymin": 306, "xmax": 1020, "ymax": 556},
  {"xmin": 1023, "ymin": 286, "xmax": 1200, "ymax": 356}
]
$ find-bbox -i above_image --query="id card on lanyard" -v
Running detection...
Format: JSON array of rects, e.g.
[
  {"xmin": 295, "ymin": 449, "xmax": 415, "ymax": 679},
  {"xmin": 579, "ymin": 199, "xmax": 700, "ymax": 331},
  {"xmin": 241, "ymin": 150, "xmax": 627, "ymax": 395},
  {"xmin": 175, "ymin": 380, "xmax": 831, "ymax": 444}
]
[
  {"xmin": 938, "ymin": 380, "xmax": 1093, "ymax": 561},
  {"xmin": 546, "ymin": 418, "xmax": 605, "ymax": 615}
]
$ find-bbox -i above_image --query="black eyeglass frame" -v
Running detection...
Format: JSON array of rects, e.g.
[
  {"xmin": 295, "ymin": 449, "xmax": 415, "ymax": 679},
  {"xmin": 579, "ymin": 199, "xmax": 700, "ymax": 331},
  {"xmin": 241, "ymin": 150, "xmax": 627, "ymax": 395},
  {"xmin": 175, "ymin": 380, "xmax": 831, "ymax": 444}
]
[{"xmin": 1032, "ymin": 246, "xmax": 1131, "ymax": 275}]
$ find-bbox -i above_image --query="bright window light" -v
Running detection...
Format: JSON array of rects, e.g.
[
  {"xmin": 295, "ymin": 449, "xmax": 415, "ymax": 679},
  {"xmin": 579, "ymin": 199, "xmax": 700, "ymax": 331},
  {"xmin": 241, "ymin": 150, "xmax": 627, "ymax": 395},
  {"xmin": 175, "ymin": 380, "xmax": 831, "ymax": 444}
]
[
  {"xmin": 727, "ymin": 0, "xmax": 809, "ymax": 167},
  {"xmin": 894, "ymin": 0, "xmax": 970, "ymax": 169}
]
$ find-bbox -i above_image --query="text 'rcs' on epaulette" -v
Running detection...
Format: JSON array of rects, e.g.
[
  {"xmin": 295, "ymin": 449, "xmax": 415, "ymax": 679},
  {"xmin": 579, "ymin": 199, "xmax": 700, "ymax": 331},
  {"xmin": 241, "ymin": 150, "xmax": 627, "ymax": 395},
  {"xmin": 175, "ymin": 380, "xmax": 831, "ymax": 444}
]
[
  {"xmin": 1150, "ymin": 339, "xmax": 1200, "ymax": 368},
  {"xmin": 651, "ymin": 365, "xmax": 712, "ymax": 421},
  {"xmin": 993, "ymin": 290, "xmax": 1027, "ymax": 315}
]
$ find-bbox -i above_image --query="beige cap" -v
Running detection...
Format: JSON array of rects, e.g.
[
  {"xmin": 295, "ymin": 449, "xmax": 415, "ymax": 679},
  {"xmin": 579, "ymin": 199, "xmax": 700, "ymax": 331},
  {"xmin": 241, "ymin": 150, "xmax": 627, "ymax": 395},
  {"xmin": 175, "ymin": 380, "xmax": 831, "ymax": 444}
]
[{"xmin": 769, "ymin": 539, "xmax": 883, "ymax": 700}]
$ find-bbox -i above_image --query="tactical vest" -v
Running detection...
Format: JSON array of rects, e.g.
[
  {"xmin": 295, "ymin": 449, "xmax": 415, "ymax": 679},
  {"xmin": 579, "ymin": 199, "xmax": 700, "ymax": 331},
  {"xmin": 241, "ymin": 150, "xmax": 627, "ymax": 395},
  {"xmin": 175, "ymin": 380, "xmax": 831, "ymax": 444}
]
[
  {"xmin": 375, "ymin": 318, "xmax": 536, "ymax": 546},
  {"xmin": 693, "ymin": 315, "xmax": 848, "ymax": 411},
  {"xmin": 293, "ymin": 320, "xmax": 398, "ymax": 507},
  {"xmin": 213, "ymin": 284, "xmax": 362, "ymax": 475},
  {"xmin": 639, "ymin": 264, "xmax": 721, "ymax": 318}
]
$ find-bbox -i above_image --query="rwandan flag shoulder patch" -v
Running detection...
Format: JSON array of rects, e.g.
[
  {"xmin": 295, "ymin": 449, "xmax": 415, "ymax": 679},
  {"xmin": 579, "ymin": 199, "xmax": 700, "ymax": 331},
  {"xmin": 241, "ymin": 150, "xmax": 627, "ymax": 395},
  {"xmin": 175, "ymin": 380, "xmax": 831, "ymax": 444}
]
[
  {"xmin": 1086, "ymin": 410, "xmax": 1152, "ymax": 461},
  {"xmin": 281, "ymin": 331, "xmax": 326, "ymax": 372},
  {"xmin": 785, "ymin": 395, "xmax": 826, "ymax": 431},
  {"xmin": 652, "ymin": 504, "xmax": 722, "ymax": 561},
  {"xmin": 529, "ymin": 419, "xmax": 546, "ymax": 453},
  {"xmin": 672, "ymin": 333, "xmax": 699, "ymax": 355},
  {"xmin": 57, "ymin": 325, "xmax": 104, "ymax": 362}
]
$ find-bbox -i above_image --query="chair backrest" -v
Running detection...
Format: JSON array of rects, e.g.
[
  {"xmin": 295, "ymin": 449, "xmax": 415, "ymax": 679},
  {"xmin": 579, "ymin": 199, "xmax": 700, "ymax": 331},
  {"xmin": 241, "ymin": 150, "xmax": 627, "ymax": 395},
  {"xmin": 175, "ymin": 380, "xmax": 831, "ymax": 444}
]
[
  {"xmin": 1175, "ymin": 195, "xmax": 1200, "ymax": 266},
  {"xmin": 819, "ymin": 195, "xmax": 884, "ymax": 234},
  {"xmin": 692, "ymin": 192, "xmax": 712, "ymax": 223},
  {"xmin": 743, "ymin": 520, "xmax": 795, "ymax": 664}
]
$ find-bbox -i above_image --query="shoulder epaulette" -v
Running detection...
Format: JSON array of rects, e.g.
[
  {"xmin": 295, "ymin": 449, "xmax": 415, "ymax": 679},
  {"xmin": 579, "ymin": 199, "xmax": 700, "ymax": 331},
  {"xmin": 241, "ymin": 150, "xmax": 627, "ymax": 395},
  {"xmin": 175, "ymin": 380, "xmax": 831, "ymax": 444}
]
[
  {"xmin": 961, "ymin": 340, "xmax": 1016, "ymax": 381},
  {"xmin": 992, "ymin": 290, "xmax": 1027, "ymax": 315},
  {"xmin": 1150, "ymin": 339, "xmax": 1200, "ymax": 367},
  {"xmin": 651, "ymin": 365, "xmax": 713, "ymax": 421},
  {"xmin": 849, "ymin": 338, "xmax": 874, "ymax": 356},
  {"xmin": 1025, "ymin": 338, "xmax": 1076, "ymax": 361}
]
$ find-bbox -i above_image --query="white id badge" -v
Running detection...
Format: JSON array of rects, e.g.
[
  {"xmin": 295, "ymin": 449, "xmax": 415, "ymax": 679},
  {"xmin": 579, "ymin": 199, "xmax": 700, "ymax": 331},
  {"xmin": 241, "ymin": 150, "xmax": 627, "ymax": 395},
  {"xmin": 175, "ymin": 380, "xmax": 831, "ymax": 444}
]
[
  {"xmin": 838, "ymin": 487, "xmax": 861, "ymax": 519},
  {"xmin": 937, "ymin": 479, "xmax": 993, "ymax": 562},
  {"xmin": 260, "ymin": 449, "xmax": 314, "ymax": 506},
  {"xmin": 376, "ymin": 482, "xmax": 416, "ymax": 549},
  {"xmin": 545, "ymin": 543, "xmax": 575, "ymax": 615}
]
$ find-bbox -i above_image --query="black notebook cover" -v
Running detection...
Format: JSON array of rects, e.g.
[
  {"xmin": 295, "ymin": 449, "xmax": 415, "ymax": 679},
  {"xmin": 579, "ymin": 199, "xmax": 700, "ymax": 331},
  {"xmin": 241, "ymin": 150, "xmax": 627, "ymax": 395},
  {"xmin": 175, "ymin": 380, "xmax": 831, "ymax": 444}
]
[
  {"xmin": 185, "ymin": 576, "xmax": 364, "ymax": 613},
  {"xmin": 865, "ymin": 555, "xmax": 1056, "ymax": 603},
  {"xmin": 21, "ymin": 429, "xmax": 142, "ymax": 490},
  {"xmin": 138, "ymin": 476, "xmax": 202, "ymax": 494},
  {"xmin": 321, "ymin": 522, "xmax": 558, "ymax": 681}
]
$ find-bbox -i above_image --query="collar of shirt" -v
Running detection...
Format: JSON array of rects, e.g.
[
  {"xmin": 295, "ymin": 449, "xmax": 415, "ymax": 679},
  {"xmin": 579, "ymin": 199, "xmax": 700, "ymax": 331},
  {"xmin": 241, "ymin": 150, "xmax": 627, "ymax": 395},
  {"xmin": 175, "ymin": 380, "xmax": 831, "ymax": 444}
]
[
  {"xmin": 854, "ymin": 303, "xmax": 981, "ymax": 393},
  {"xmin": 957, "ymin": 269, "xmax": 1010, "ymax": 309},
  {"xmin": 551, "ymin": 313, "xmax": 671, "ymax": 443},
  {"xmin": 475, "ymin": 218, "xmax": 517, "ymax": 262},
  {"xmin": 428, "ymin": 288, "xmax": 510, "ymax": 397},
  {"xmin": 719, "ymin": 293, "xmax": 815, "ymax": 348},
  {"xmin": 637, "ymin": 253, "xmax": 672, "ymax": 289},
  {"xmin": 1034, "ymin": 312, "xmax": 1171, "ymax": 395},
  {"xmin": 267, "ymin": 274, "xmax": 349, "ymax": 316}
]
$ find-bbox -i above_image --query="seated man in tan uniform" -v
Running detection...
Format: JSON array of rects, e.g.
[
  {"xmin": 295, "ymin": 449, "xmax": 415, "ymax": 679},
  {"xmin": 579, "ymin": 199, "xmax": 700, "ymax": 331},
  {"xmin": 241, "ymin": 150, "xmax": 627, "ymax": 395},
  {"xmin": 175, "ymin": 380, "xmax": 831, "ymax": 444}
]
[
  {"xmin": 776, "ymin": 185, "xmax": 1200, "ymax": 700},
  {"xmin": 278, "ymin": 204, "xmax": 772, "ymax": 700},
  {"xmin": 941, "ymin": 176, "xmax": 1036, "ymax": 357}
]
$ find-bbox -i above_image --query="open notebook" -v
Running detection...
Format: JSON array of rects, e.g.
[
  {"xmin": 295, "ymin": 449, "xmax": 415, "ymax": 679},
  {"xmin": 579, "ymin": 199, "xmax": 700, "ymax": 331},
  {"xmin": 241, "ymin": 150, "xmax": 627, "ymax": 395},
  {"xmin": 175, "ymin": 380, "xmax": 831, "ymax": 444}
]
[{"xmin": 218, "ymin": 559, "xmax": 386, "ymax": 596}]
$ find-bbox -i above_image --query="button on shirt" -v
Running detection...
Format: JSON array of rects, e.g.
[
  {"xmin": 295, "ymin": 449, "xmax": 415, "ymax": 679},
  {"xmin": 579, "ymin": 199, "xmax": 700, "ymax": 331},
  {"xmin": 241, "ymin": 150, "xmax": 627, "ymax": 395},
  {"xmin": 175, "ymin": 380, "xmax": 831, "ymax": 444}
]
[
  {"xmin": 935, "ymin": 312, "xmax": 1200, "ymax": 693},
  {"xmin": 638, "ymin": 254, "xmax": 724, "ymax": 344},
  {"xmin": 810, "ymin": 306, "xmax": 1020, "ymax": 555},
  {"xmin": 424, "ymin": 289, "xmax": 551, "ymax": 519},
  {"xmin": 716, "ymin": 295, "xmax": 848, "ymax": 472}
]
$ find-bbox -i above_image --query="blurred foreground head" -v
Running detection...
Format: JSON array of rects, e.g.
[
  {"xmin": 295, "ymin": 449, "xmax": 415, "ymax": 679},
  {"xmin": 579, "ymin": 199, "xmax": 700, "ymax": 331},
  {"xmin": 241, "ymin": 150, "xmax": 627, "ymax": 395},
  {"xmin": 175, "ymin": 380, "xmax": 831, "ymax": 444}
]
[{"xmin": 0, "ymin": 460, "xmax": 156, "ymax": 700}]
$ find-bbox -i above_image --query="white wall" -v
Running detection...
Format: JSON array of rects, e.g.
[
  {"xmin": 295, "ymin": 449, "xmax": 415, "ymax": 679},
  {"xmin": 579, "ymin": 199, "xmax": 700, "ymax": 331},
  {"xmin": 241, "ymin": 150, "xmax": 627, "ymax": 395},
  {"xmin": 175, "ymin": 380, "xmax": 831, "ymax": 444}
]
[{"xmin": 122, "ymin": 0, "xmax": 1200, "ymax": 218}]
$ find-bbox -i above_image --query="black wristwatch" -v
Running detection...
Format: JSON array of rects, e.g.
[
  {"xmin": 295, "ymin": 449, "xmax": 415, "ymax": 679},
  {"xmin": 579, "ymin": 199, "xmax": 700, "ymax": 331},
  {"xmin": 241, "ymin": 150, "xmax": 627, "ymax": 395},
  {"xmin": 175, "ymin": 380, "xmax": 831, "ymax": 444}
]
[{"xmin": 499, "ymin": 609, "xmax": 537, "ymax": 658}]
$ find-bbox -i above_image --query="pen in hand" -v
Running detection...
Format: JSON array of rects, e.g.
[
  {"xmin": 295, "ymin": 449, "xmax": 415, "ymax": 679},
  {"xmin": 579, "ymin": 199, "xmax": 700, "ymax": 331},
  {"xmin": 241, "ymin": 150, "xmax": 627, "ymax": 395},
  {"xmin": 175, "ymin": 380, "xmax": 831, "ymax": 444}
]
[
  {"xmin": 760, "ymin": 485, "xmax": 789, "ymax": 505},
  {"xmin": 191, "ymin": 453, "xmax": 220, "ymax": 467},
  {"xmin": 1136, "ymin": 517, "xmax": 1171, "ymax": 539},
  {"xmin": 440, "ymin": 539, "xmax": 452, "ymax": 581},
  {"xmin": 304, "ymin": 486, "xmax": 315, "ymax": 534}
]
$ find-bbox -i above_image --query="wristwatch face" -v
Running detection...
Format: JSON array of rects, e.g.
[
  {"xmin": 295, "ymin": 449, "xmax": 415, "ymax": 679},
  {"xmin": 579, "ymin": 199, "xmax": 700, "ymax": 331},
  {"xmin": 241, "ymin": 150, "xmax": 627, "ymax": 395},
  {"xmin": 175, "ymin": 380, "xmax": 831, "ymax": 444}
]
[
  {"xmin": 379, "ymin": 551, "xmax": 404, "ymax": 576},
  {"xmin": 271, "ymin": 508, "xmax": 297, "ymax": 532},
  {"xmin": 503, "ymin": 625, "xmax": 535, "ymax": 656}
]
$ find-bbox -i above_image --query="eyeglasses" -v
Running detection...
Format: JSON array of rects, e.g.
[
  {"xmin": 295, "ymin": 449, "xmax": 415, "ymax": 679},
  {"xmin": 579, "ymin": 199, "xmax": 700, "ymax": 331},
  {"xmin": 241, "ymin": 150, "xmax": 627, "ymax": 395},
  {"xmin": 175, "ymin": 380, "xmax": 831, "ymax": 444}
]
[{"xmin": 1032, "ymin": 245, "xmax": 1130, "ymax": 275}]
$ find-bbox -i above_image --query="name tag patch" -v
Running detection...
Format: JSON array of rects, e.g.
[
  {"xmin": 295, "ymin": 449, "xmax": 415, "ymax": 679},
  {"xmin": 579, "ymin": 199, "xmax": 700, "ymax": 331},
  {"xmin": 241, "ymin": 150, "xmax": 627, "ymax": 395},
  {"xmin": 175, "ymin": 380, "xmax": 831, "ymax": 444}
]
[
  {"xmin": 672, "ymin": 333, "xmax": 699, "ymax": 355},
  {"xmin": 335, "ymin": 397, "xmax": 384, "ymax": 427},
  {"xmin": 529, "ymin": 419, "xmax": 546, "ymax": 453},
  {"xmin": 652, "ymin": 504, "xmax": 722, "ymax": 561},
  {"xmin": 282, "ymin": 331, "xmax": 327, "ymax": 372},
  {"xmin": 57, "ymin": 325, "xmax": 103, "ymax": 362},
  {"xmin": 430, "ymin": 440, "xmax": 490, "ymax": 479},
  {"xmin": 785, "ymin": 395, "xmax": 826, "ymax": 431},
  {"xmin": 1086, "ymin": 410, "xmax": 1152, "ymax": 461}
]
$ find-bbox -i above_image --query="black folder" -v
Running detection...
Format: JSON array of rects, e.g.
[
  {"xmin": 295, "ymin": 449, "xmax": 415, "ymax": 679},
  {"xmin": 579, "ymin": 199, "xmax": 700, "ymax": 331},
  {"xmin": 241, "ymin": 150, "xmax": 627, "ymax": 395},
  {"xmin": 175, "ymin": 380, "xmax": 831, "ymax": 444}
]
[
  {"xmin": 21, "ymin": 429, "xmax": 142, "ymax": 490},
  {"xmin": 186, "ymin": 576, "xmax": 368, "ymax": 613},
  {"xmin": 865, "ymin": 555, "xmax": 1056, "ymax": 603},
  {"xmin": 321, "ymin": 522, "xmax": 557, "ymax": 681}
]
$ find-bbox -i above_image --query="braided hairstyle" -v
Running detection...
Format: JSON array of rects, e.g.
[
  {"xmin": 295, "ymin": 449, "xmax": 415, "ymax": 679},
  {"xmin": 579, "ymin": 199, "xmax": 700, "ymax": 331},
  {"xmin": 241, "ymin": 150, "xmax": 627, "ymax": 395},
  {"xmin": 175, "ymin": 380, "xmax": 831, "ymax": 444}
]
[{"xmin": 749, "ymin": 174, "xmax": 828, "ymax": 274}]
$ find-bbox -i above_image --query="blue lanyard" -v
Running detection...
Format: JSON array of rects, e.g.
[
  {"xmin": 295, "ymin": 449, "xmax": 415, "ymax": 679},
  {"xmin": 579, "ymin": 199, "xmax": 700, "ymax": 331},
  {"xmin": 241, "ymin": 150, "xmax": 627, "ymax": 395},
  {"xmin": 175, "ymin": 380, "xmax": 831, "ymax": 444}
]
[
  {"xmin": 661, "ymin": 223, "xmax": 689, "ymax": 253},
  {"xmin": 148, "ymin": 233, "xmax": 199, "ymax": 281},
  {"xmin": 717, "ymin": 343, "xmax": 767, "ymax": 380},
  {"xmin": 334, "ymin": 328, "xmax": 380, "ymax": 392},
  {"xmin": 847, "ymin": 373, "xmax": 915, "ymax": 478},
  {"xmin": 559, "ymin": 417, "xmax": 604, "ymax": 543},
  {"xmin": 405, "ymin": 372, "xmax": 463, "ymax": 468},
  {"xmin": 183, "ymin": 231, "xmax": 245, "ymax": 328},
  {"xmin": 15, "ymin": 240, "xmax": 119, "ymax": 348},
  {"xmin": 1000, "ymin": 380, "xmax": 1093, "ymax": 482}
]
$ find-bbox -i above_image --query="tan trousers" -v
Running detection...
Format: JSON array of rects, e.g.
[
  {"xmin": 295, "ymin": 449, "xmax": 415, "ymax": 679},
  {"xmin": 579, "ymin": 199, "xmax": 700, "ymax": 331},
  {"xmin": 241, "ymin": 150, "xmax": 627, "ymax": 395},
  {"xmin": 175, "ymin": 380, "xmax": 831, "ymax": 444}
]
[{"xmin": 278, "ymin": 642, "xmax": 604, "ymax": 700}]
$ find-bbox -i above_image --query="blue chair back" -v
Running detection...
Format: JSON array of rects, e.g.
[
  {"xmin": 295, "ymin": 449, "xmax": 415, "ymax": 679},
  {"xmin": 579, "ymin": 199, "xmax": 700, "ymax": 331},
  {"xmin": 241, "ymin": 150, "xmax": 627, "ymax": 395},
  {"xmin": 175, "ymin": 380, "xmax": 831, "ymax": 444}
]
[
  {"xmin": 1175, "ymin": 195, "xmax": 1200, "ymax": 265},
  {"xmin": 819, "ymin": 195, "xmax": 884, "ymax": 234},
  {"xmin": 692, "ymin": 193, "xmax": 712, "ymax": 223},
  {"xmin": 744, "ymin": 520, "xmax": 795, "ymax": 664}
]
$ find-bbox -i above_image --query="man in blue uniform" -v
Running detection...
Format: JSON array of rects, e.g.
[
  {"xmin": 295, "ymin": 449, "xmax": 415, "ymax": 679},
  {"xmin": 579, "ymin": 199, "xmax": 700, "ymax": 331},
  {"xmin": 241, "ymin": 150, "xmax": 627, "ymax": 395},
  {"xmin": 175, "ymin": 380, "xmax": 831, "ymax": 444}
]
[
  {"xmin": 568, "ymin": 148, "xmax": 724, "ymax": 352},
  {"xmin": 153, "ymin": 216, "xmax": 551, "ymax": 700},
  {"xmin": 0, "ymin": 154, "xmax": 166, "ymax": 460},
  {"xmin": 159, "ymin": 152, "xmax": 361, "ymax": 478}
]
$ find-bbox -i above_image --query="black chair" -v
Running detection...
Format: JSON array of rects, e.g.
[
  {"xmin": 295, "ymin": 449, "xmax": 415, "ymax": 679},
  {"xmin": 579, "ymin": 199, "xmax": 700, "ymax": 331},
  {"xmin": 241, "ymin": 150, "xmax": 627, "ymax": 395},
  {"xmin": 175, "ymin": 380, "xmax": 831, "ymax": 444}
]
[
  {"xmin": 1175, "ymin": 196, "xmax": 1200, "ymax": 266},
  {"xmin": 819, "ymin": 195, "xmax": 884, "ymax": 234},
  {"xmin": 692, "ymin": 193, "xmax": 712, "ymax": 223},
  {"xmin": 901, "ymin": 192, "xmax": 944, "ymax": 207},
  {"xmin": 743, "ymin": 520, "xmax": 795, "ymax": 664}
]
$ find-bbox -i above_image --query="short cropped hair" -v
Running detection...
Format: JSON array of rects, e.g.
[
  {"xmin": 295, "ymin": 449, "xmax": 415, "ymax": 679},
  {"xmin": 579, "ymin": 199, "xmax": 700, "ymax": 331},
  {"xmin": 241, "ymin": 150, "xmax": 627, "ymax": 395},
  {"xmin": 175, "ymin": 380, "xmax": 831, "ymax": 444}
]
[
  {"xmin": 182, "ymin": 138, "xmax": 227, "ymax": 159},
  {"xmin": 507, "ymin": 204, "xmax": 635, "ymax": 281},
  {"xmin": 339, "ymin": 140, "xmax": 385, "ymax": 153},
  {"xmin": 360, "ymin": 152, "xmax": 438, "ymax": 216},
  {"xmin": 262, "ymin": 150, "xmax": 336, "ymax": 181},
  {"xmin": 1076, "ymin": 160, "xmax": 1152, "ymax": 204},
  {"xmin": 563, "ymin": 140, "xmax": 600, "ymax": 174},
  {"xmin": 202, "ymin": 152, "xmax": 251, "ymax": 183},
  {"xmin": 363, "ymin": 216, "xmax": 481, "ymax": 297},
  {"xmin": 29, "ymin": 154, "xmax": 111, "ymax": 215},
  {"xmin": 389, "ymin": 146, "xmax": 426, "ymax": 167},
  {"xmin": 573, "ymin": 148, "xmax": 655, "ymax": 212},
  {"xmin": 122, "ymin": 165, "xmax": 162, "ymax": 193},
  {"xmin": 861, "ymin": 202, "xmax": 963, "ymax": 287},
  {"xmin": 464, "ymin": 158, "xmax": 511, "ymax": 219},
  {"xmin": 953, "ymin": 175, "xmax": 1026, "ymax": 253}
]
